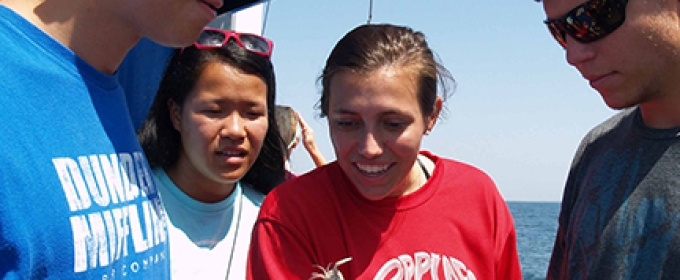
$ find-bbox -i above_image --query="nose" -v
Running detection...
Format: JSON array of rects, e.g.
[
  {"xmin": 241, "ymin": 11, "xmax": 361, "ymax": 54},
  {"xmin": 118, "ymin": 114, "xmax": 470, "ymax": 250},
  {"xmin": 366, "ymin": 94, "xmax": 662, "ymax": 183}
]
[
  {"xmin": 358, "ymin": 131, "xmax": 383, "ymax": 159},
  {"xmin": 565, "ymin": 36, "xmax": 596, "ymax": 67},
  {"xmin": 220, "ymin": 112, "xmax": 246, "ymax": 140}
]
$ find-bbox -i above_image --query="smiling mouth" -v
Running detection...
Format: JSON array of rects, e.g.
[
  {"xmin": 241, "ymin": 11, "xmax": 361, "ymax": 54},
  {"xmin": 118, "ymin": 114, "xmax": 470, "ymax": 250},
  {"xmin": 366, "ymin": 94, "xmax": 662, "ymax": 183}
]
[{"xmin": 355, "ymin": 163, "xmax": 393, "ymax": 175}]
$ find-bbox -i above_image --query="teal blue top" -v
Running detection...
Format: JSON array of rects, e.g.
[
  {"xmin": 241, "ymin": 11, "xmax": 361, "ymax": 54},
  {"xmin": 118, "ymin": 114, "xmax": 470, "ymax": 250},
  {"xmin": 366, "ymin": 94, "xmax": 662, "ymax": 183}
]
[{"xmin": 153, "ymin": 168, "xmax": 265, "ymax": 279}]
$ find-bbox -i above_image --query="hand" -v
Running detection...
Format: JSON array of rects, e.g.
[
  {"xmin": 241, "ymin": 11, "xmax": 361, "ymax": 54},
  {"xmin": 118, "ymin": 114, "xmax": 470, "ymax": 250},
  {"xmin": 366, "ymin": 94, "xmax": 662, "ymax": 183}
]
[
  {"xmin": 296, "ymin": 111, "xmax": 317, "ymax": 150},
  {"xmin": 295, "ymin": 111, "xmax": 327, "ymax": 167}
]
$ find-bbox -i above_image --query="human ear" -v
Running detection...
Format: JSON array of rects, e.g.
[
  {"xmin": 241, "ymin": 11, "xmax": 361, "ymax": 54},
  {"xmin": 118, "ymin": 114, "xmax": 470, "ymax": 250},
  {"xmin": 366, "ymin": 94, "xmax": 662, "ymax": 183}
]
[
  {"xmin": 168, "ymin": 99, "xmax": 181, "ymax": 131},
  {"xmin": 425, "ymin": 96, "xmax": 443, "ymax": 133}
]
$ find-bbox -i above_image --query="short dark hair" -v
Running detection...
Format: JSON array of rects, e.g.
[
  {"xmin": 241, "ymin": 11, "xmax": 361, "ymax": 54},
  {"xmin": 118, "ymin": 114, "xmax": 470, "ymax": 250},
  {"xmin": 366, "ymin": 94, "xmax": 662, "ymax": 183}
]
[
  {"xmin": 138, "ymin": 41, "xmax": 286, "ymax": 194},
  {"xmin": 317, "ymin": 23, "xmax": 455, "ymax": 120}
]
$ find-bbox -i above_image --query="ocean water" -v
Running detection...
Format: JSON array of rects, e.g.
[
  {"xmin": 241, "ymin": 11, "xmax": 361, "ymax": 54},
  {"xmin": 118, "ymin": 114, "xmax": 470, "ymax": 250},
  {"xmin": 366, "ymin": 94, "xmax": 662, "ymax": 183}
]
[{"xmin": 507, "ymin": 202, "xmax": 561, "ymax": 280}]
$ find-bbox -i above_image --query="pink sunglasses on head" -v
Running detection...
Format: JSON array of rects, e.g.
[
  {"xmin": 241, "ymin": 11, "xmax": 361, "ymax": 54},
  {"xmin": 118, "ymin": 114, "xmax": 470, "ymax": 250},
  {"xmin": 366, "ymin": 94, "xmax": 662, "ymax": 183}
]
[{"xmin": 194, "ymin": 27, "xmax": 273, "ymax": 58}]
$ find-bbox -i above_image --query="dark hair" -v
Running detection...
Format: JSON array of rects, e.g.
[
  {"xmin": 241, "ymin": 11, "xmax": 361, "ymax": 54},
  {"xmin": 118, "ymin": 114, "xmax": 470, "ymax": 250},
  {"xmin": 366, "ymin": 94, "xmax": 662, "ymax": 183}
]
[
  {"xmin": 138, "ymin": 41, "xmax": 286, "ymax": 194},
  {"xmin": 274, "ymin": 105, "xmax": 297, "ymax": 154},
  {"xmin": 318, "ymin": 23, "xmax": 455, "ymax": 120}
]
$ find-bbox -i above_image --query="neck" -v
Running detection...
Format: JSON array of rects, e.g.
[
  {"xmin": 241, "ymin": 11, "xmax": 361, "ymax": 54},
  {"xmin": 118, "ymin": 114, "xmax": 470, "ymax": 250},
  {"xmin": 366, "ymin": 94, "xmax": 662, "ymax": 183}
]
[
  {"xmin": 398, "ymin": 156, "xmax": 431, "ymax": 197},
  {"xmin": 2, "ymin": 0, "xmax": 140, "ymax": 74},
  {"xmin": 166, "ymin": 162, "xmax": 237, "ymax": 203},
  {"xmin": 639, "ymin": 94, "xmax": 680, "ymax": 129}
]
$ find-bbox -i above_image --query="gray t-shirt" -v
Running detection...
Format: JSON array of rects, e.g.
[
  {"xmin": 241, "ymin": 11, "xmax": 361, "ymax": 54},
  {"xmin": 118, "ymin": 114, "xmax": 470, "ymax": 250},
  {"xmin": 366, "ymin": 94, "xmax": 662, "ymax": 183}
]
[{"xmin": 547, "ymin": 107, "xmax": 680, "ymax": 280}]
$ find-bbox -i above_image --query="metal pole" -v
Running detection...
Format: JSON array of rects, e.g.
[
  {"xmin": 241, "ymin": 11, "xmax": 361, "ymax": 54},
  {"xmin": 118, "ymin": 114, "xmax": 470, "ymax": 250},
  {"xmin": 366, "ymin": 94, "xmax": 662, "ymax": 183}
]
[{"xmin": 367, "ymin": 0, "xmax": 373, "ymax": 24}]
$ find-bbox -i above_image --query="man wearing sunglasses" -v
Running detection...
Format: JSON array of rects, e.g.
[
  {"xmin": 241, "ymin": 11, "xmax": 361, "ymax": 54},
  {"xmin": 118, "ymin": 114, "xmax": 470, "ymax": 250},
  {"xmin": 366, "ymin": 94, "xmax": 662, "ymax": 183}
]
[
  {"xmin": 0, "ymin": 0, "xmax": 223, "ymax": 279},
  {"xmin": 538, "ymin": 0, "xmax": 680, "ymax": 279}
]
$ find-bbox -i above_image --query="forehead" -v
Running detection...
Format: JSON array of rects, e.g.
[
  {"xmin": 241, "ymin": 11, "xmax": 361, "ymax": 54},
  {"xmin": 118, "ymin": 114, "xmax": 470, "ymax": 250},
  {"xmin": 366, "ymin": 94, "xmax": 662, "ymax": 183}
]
[
  {"xmin": 189, "ymin": 62, "xmax": 268, "ymax": 102},
  {"xmin": 543, "ymin": 0, "xmax": 589, "ymax": 19},
  {"xmin": 328, "ymin": 68, "xmax": 422, "ymax": 115}
]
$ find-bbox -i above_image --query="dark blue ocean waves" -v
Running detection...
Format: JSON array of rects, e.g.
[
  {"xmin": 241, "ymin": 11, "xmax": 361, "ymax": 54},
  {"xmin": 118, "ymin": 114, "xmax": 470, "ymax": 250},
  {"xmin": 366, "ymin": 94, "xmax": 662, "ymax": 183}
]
[{"xmin": 508, "ymin": 202, "xmax": 560, "ymax": 280}]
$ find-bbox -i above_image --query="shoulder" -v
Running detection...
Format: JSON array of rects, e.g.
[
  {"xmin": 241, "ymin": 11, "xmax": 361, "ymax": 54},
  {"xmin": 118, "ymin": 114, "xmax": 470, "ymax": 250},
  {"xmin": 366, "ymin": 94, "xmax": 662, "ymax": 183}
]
[
  {"xmin": 258, "ymin": 163, "xmax": 344, "ymax": 220},
  {"xmin": 285, "ymin": 170, "xmax": 298, "ymax": 181},
  {"xmin": 582, "ymin": 108, "xmax": 636, "ymax": 144},
  {"xmin": 568, "ymin": 108, "xmax": 636, "ymax": 164},
  {"xmin": 273, "ymin": 162, "xmax": 343, "ymax": 194},
  {"xmin": 241, "ymin": 182, "xmax": 267, "ymax": 207},
  {"xmin": 424, "ymin": 152, "xmax": 514, "ymax": 225},
  {"xmin": 0, "ymin": 8, "xmax": 55, "ymax": 73},
  {"xmin": 425, "ymin": 151, "xmax": 495, "ymax": 184},
  {"xmin": 0, "ymin": 7, "xmax": 27, "ymax": 36},
  {"xmin": 424, "ymin": 151, "xmax": 504, "ymax": 201},
  {"xmin": 152, "ymin": 167, "xmax": 177, "ymax": 200}
]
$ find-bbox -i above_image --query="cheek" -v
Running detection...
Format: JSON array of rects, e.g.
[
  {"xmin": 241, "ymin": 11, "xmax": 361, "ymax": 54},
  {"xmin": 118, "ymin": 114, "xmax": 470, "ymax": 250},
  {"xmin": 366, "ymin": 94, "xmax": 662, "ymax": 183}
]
[
  {"xmin": 391, "ymin": 131, "xmax": 424, "ymax": 153},
  {"xmin": 329, "ymin": 129, "xmax": 354, "ymax": 154},
  {"xmin": 181, "ymin": 117, "xmax": 220, "ymax": 147},
  {"xmin": 247, "ymin": 119, "xmax": 269, "ymax": 150}
]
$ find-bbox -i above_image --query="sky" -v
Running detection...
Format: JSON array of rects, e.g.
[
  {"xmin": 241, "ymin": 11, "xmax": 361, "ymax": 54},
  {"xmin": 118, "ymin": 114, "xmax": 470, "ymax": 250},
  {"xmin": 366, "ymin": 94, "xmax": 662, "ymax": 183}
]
[{"xmin": 257, "ymin": 0, "xmax": 616, "ymax": 202}]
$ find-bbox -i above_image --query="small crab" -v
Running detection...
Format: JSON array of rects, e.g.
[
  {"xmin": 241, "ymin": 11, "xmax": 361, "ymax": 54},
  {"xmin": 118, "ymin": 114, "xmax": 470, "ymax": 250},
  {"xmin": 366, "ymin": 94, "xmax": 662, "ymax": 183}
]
[{"xmin": 309, "ymin": 257, "xmax": 352, "ymax": 280}]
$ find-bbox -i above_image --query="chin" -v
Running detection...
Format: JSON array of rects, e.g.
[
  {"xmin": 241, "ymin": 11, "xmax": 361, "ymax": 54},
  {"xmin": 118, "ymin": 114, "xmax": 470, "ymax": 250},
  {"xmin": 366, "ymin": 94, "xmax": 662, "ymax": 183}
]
[
  {"xmin": 360, "ymin": 194, "xmax": 387, "ymax": 201},
  {"xmin": 602, "ymin": 98, "xmax": 636, "ymax": 110},
  {"xmin": 221, "ymin": 174, "xmax": 244, "ymax": 183},
  {"xmin": 355, "ymin": 187, "xmax": 391, "ymax": 201},
  {"xmin": 148, "ymin": 27, "xmax": 203, "ymax": 48},
  {"xmin": 217, "ymin": 171, "xmax": 246, "ymax": 184},
  {"xmin": 600, "ymin": 87, "xmax": 646, "ymax": 110}
]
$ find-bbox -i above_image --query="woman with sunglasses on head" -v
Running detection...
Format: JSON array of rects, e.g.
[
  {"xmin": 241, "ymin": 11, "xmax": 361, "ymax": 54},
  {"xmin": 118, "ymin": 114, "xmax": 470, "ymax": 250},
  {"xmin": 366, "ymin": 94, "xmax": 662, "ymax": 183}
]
[
  {"xmin": 247, "ymin": 24, "xmax": 521, "ymax": 280},
  {"xmin": 138, "ymin": 27, "xmax": 286, "ymax": 279}
]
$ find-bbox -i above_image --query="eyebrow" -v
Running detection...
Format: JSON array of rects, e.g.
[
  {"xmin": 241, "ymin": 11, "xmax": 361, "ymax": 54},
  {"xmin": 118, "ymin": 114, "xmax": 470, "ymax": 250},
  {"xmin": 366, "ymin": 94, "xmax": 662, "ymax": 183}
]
[
  {"xmin": 331, "ymin": 108, "xmax": 357, "ymax": 115},
  {"xmin": 205, "ymin": 98, "xmax": 266, "ymax": 106},
  {"xmin": 331, "ymin": 108, "xmax": 410, "ymax": 117}
]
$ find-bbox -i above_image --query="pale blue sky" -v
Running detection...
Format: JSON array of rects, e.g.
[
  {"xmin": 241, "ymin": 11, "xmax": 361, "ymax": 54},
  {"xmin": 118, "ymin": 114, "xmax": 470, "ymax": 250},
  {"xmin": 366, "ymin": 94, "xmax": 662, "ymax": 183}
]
[{"xmin": 261, "ymin": 0, "xmax": 615, "ymax": 202}]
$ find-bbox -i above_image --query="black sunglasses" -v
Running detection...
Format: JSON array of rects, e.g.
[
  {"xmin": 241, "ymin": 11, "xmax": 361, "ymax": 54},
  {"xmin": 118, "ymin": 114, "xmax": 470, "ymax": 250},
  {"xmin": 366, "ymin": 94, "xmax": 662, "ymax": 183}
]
[{"xmin": 544, "ymin": 0, "xmax": 629, "ymax": 48}]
